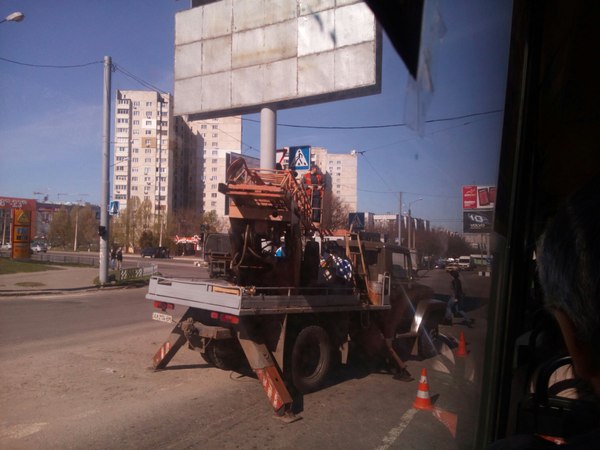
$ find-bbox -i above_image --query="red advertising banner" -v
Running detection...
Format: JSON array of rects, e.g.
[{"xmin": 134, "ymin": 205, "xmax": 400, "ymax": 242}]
[
  {"xmin": 463, "ymin": 185, "xmax": 496, "ymax": 210},
  {"xmin": 462, "ymin": 185, "xmax": 478, "ymax": 209}
]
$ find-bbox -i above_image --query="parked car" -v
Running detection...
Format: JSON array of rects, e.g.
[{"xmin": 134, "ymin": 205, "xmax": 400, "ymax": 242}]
[
  {"xmin": 30, "ymin": 242, "xmax": 48, "ymax": 253},
  {"xmin": 140, "ymin": 246, "xmax": 170, "ymax": 258},
  {"xmin": 445, "ymin": 261, "xmax": 461, "ymax": 272}
]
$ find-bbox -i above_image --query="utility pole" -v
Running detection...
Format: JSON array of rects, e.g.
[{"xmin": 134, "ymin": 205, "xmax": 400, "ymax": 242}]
[
  {"xmin": 158, "ymin": 94, "xmax": 164, "ymax": 247},
  {"xmin": 73, "ymin": 206, "xmax": 79, "ymax": 252},
  {"xmin": 398, "ymin": 192, "xmax": 403, "ymax": 246},
  {"xmin": 408, "ymin": 198, "xmax": 423, "ymax": 250},
  {"xmin": 72, "ymin": 194, "xmax": 88, "ymax": 252},
  {"xmin": 99, "ymin": 56, "xmax": 112, "ymax": 285}
]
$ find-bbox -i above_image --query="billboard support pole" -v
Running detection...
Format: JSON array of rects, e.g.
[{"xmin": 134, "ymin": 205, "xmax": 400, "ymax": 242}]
[{"xmin": 260, "ymin": 107, "xmax": 276, "ymax": 170}]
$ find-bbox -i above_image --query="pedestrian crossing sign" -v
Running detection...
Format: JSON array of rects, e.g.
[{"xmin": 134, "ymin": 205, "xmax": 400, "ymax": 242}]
[
  {"xmin": 289, "ymin": 146, "xmax": 310, "ymax": 170},
  {"xmin": 109, "ymin": 201, "xmax": 120, "ymax": 216},
  {"xmin": 348, "ymin": 212, "xmax": 365, "ymax": 231}
]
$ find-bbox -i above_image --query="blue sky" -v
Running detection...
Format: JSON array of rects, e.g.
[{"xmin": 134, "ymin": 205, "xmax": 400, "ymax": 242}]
[{"xmin": 0, "ymin": 0, "xmax": 512, "ymax": 231}]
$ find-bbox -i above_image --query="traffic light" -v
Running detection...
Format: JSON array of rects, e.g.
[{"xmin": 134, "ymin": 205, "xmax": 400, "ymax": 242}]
[{"xmin": 98, "ymin": 226, "xmax": 107, "ymax": 237}]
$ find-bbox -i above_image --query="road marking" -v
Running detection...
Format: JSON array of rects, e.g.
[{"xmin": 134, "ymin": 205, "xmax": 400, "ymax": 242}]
[
  {"xmin": 0, "ymin": 422, "xmax": 48, "ymax": 439},
  {"xmin": 374, "ymin": 408, "xmax": 418, "ymax": 450}
]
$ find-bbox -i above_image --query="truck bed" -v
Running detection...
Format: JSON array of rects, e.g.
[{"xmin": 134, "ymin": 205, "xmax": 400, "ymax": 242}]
[{"xmin": 146, "ymin": 276, "xmax": 390, "ymax": 316}]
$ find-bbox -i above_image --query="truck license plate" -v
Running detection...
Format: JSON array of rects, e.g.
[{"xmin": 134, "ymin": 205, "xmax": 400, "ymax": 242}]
[{"xmin": 152, "ymin": 312, "xmax": 173, "ymax": 323}]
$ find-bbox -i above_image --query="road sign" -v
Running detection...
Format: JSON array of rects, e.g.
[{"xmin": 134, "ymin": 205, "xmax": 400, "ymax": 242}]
[
  {"xmin": 348, "ymin": 212, "xmax": 365, "ymax": 231},
  {"xmin": 109, "ymin": 201, "xmax": 120, "ymax": 216},
  {"xmin": 289, "ymin": 146, "xmax": 310, "ymax": 170}
]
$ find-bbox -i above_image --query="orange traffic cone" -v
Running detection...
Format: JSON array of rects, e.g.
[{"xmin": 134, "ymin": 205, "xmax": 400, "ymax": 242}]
[
  {"xmin": 413, "ymin": 368, "xmax": 433, "ymax": 410},
  {"xmin": 456, "ymin": 331, "xmax": 468, "ymax": 357}
]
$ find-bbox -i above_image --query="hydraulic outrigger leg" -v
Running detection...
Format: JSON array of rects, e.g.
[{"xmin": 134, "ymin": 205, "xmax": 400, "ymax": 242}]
[
  {"xmin": 150, "ymin": 311, "xmax": 300, "ymax": 422},
  {"xmin": 151, "ymin": 309, "xmax": 194, "ymax": 370},
  {"xmin": 237, "ymin": 320, "xmax": 300, "ymax": 423}
]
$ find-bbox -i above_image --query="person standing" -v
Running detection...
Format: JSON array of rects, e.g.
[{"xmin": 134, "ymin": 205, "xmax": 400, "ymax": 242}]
[
  {"xmin": 110, "ymin": 247, "xmax": 117, "ymax": 270},
  {"xmin": 449, "ymin": 270, "xmax": 474, "ymax": 327},
  {"xmin": 303, "ymin": 164, "xmax": 326, "ymax": 223},
  {"xmin": 116, "ymin": 247, "xmax": 123, "ymax": 270}
]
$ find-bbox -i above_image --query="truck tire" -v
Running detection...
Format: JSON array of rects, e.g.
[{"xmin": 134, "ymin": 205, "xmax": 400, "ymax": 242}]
[
  {"xmin": 291, "ymin": 325, "xmax": 332, "ymax": 394},
  {"xmin": 418, "ymin": 322, "xmax": 439, "ymax": 359},
  {"xmin": 205, "ymin": 340, "xmax": 245, "ymax": 371}
]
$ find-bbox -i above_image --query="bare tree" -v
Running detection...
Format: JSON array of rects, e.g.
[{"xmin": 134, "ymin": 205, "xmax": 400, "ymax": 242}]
[{"xmin": 322, "ymin": 193, "xmax": 351, "ymax": 230}]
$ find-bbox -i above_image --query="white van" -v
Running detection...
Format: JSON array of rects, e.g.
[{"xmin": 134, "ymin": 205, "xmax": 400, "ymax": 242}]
[{"xmin": 458, "ymin": 256, "xmax": 472, "ymax": 271}]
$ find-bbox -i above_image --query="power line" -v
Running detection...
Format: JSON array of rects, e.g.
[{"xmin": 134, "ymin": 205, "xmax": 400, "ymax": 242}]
[
  {"xmin": 0, "ymin": 56, "xmax": 103, "ymax": 69},
  {"xmin": 242, "ymin": 109, "xmax": 502, "ymax": 130},
  {"xmin": 112, "ymin": 63, "xmax": 167, "ymax": 94},
  {"xmin": 357, "ymin": 188, "xmax": 460, "ymax": 199},
  {"xmin": 359, "ymin": 153, "xmax": 395, "ymax": 192}
]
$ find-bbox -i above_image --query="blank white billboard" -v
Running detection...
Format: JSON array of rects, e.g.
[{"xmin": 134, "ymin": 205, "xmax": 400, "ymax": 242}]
[{"xmin": 174, "ymin": 0, "xmax": 382, "ymax": 118}]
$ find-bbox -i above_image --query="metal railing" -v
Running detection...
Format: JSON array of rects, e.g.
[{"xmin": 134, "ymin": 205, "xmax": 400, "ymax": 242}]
[
  {"xmin": 31, "ymin": 253, "xmax": 99, "ymax": 266},
  {"xmin": 118, "ymin": 264, "xmax": 158, "ymax": 280}
]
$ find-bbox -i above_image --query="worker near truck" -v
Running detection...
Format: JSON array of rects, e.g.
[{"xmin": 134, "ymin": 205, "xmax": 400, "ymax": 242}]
[
  {"xmin": 449, "ymin": 270, "xmax": 475, "ymax": 327},
  {"xmin": 303, "ymin": 164, "xmax": 326, "ymax": 223}
]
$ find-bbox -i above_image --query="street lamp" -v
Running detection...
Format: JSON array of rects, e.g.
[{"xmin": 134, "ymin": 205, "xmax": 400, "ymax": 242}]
[
  {"xmin": 1, "ymin": 12, "xmax": 25, "ymax": 23},
  {"xmin": 408, "ymin": 197, "xmax": 423, "ymax": 249}
]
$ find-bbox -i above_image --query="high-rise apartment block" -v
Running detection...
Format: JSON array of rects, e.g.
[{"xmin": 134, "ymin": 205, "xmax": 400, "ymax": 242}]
[
  {"xmin": 113, "ymin": 90, "xmax": 203, "ymax": 217},
  {"xmin": 112, "ymin": 95, "xmax": 357, "ymax": 231},
  {"xmin": 185, "ymin": 116, "xmax": 244, "ymax": 218},
  {"xmin": 312, "ymin": 147, "xmax": 358, "ymax": 212},
  {"xmin": 112, "ymin": 91, "xmax": 245, "ymax": 229}
]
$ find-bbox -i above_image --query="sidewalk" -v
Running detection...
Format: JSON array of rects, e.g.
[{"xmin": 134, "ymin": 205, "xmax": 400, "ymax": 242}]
[{"xmin": 0, "ymin": 266, "xmax": 100, "ymax": 296}]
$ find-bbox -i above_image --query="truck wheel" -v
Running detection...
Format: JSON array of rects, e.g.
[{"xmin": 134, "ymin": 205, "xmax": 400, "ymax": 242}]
[
  {"xmin": 418, "ymin": 322, "xmax": 439, "ymax": 359},
  {"xmin": 205, "ymin": 340, "xmax": 245, "ymax": 371},
  {"xmin": 291, "ymin": 325, "xmax": 332, "ymax": 394}
]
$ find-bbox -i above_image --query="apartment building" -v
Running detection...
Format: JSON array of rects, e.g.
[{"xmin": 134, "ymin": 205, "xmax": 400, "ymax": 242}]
[
  {"xmin": 313, "ymin": 147, "xmax": 358, "ymax": 212},
  {"xmin": 112, "ymin": 90, "xmax": 202, "ymax": 219},
  {"xmin": 185, "ymin": 116, "xmax": 244, "ymax": 218}
]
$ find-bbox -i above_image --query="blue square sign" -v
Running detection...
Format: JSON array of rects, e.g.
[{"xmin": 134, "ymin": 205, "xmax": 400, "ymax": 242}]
[{"xmin": 289, "ymin": 146, "xmax": 310, "ymax": 170}]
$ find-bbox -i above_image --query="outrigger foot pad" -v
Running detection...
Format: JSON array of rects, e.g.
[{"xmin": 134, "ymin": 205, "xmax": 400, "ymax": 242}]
[
  {"xmin": 393, "ymin": 368, "xmax": 414, "ymax": 382},
  {"xmin": 274, "ymin": 409, "xmax": 302, "ymax": 423}
]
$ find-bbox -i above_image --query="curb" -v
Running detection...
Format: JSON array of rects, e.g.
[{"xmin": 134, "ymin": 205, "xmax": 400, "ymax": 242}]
[{"xmin": 0, "ymin": 283, "xmax": 147, "ymax": 297}]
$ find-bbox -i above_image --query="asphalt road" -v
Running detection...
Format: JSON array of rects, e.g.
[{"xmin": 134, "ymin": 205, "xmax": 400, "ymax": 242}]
[{"xmin": 0, "ymin": 268, "xmax": 491, "ymax": 449}]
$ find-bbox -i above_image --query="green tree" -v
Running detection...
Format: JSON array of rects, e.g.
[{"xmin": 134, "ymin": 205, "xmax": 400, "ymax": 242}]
[
  {"xmin": 170, "ymin": 208, "xmax": 201, "ymax": 237},
  {"xmin": 48, "ymin": 207, "xmax": 72, "ymax": 249},
  {"xmin": 135, "ymin": 199, "xmax": 153, "ymax": 231},
  {"xmin": 71, "ymin": 205, "xmax": 98, "ymax": 250},
  {"xmin": 202, "ymin": 210, "xmax": 220, "ymax": 233},
  {"xmin": 446, "ymin": 233, "xmax": 473, "ymax": 258},
  {"xmin": 138, "ymin": 230, "xmax": 157, "ymax": 248},
  {"xmin": 110, "ymin": 209, "xmax": 127, "ymax": 250}
]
